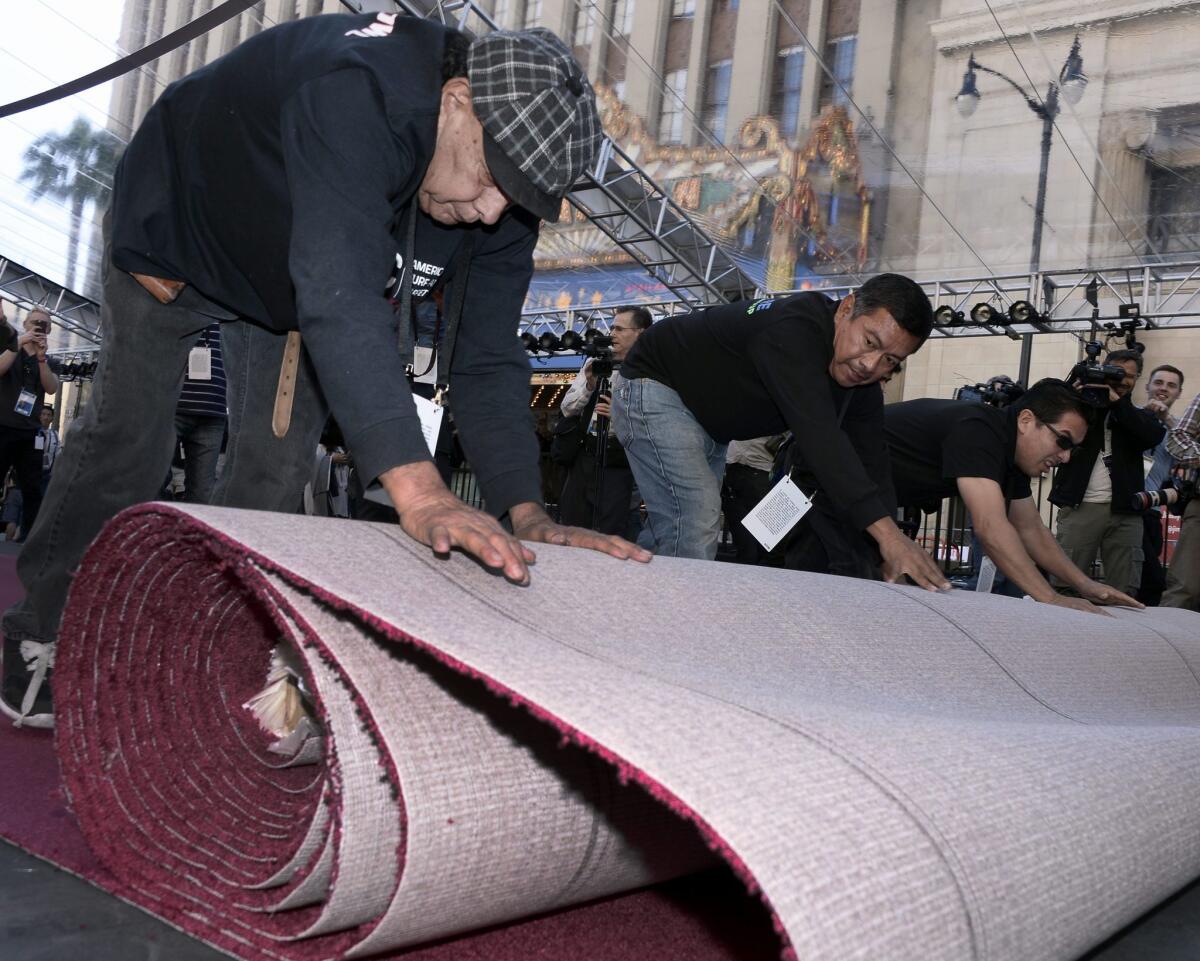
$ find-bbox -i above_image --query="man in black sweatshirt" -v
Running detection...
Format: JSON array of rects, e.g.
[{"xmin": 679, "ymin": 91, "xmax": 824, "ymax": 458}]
[
  {"xmin": 612, "ymin": 273, "xmax": 949, "ymax": 590},
  {"xmin": 1, "ymin": 14, "xmax": 649, "ymax": 729}
]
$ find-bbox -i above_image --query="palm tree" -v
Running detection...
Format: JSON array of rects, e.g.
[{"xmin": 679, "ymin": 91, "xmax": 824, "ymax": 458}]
[{"xmin": 20, "ymin": 117, "xmax": 122, "ymax": 292}]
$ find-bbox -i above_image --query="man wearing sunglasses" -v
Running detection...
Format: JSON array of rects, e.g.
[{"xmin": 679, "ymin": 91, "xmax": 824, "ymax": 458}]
[{"xmin": 885, "ymin": 378, "xmax": 1143, "ymax": 615}]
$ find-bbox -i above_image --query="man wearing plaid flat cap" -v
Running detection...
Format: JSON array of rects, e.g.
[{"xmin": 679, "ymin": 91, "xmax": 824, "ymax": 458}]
[{"xmin": 2, "ymin": 12, "xmax": 650, "ymax": 729}]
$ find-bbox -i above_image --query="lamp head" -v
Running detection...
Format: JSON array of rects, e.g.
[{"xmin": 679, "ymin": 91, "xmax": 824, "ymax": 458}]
[
  {"xmin": 1008, "ymin": 300, "xmax": 1039, "ymax": 324},
  {"xmin": 1059, "ymin": 36, "xmax": 1087, "ymax": 106},
  {"xmin": 955, "ymin": 58, "xmax": 981, "ymax": 119}
]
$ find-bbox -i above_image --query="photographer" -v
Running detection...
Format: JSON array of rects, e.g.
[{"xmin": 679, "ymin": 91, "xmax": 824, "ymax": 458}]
[
  {"xmin": 557, "ymin": 306, "xmax": 651, "ymax": 536},
  {"xmin": 1050, "ymin": 348, "xmax": 1164, "ymax": 598},
  {"xmin": 1162, "ymin": 389, "xmax": 1200, "ymax": 610},
  {"xmin": 0, "ymin": 309, "xmax": 60, "ymax": 542},
  {"xmin": 1137, "ymin": 364, "xmax": 1185, "ymax": 605},
  {"xmin": 612, "ymin": 274, "xmax": 949, "ymax": 591},
  {"xmin": 885, "ymin": 379, "xmax": 1142, "ymax": 615}
]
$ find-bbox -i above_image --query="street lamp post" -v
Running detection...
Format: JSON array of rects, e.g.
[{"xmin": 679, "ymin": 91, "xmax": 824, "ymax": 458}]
[{"xmin": 955, "ymin": 37, "xmax": 1087, "ymax": 384}]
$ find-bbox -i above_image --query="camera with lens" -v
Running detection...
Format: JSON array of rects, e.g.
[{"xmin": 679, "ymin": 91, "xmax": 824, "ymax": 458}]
[
  {"xmin": 1068, "ymin": 340, "xmax": 1127, "ymax": 407},
  {"xmin": 581, "ymin": 331, "xmax": 615, "ymax": 379},
  {"xmin": 1132, "ymin": 475, "xmax": 1196, "ymax": 515},
  {"xmin": 955, "ymin": 378, "xmax": 1024, "ymax": 408}
]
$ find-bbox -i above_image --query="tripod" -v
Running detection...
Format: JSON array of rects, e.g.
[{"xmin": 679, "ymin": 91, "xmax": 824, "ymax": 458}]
[{"xmin": 590, "ymin": 374, "xmax": 612, "ymax": 532}]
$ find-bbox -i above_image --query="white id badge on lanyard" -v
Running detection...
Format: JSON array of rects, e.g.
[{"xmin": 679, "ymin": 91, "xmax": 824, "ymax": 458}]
[
  {"xmin": 740, "ymin": 475, "xmax": 813, "ymax": 552},
  {"xmin": 14, "ymin": 389, "xmax": 36, "ymax": 418},
  {"xmin": 412, "ymin": 345, "xmax": 438, "ymax": 386},
  {"xmin": 188, "ymin": 346, "xmax": 213, "ymax": 380},
  {"xmin": 34, "ymin": 432, "xmax": 45, "ymax": 451}
]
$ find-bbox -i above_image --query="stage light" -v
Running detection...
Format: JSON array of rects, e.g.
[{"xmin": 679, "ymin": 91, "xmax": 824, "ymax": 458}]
[
  {"xmin": 559, "ymin": 330, "xmax": 584, "ymax": 352},
  {"xmin": 520, "ymin": 332, "xmax": 538, "ymax": 352},
  {"xmin": 934, "ymin": 305, "xmax": 964, "ymax": 327},
  {"xmin": 1007, "ymin": 301, "xmax": 1039, "ymax": 324},
  {"xmin": 969, "ymin": 302, "xmax": 993, "ymax": 325},
  {"xmin": 538, "ymin": 332, "xmax": 562, "ymax": 352}
]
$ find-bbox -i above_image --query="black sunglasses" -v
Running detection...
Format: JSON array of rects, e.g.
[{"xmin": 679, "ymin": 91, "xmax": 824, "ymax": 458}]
[{"xmin": 1040, "ymin": 419, "xmax": 1080, "ymax": 452}]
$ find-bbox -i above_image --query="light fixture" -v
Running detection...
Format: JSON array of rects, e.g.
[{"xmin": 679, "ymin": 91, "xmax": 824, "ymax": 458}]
[
  {"xmin": 1007, "ymin": 300, "xmax": 1039, "ymax": 324},
  {"xmin": 559, "ymin": 330, "xmax": 584, "ymax": 352},
  {"xmin": 1058, "ymin": 36, "xmax": 1087, "ymax": 106},
  {"xmin": 955, "ymin": 57, "xmax": 981, "ymax": 119},
  {"xmin": 520, "ymin": 332, "xmax": 538, "ymax": 352},
  {"xmin": 538, "ymin": 331, "xmax": 562, "ymax": 352},
  {"xmin": 934, "ymin": 305, "xmax": 965, "ymax": 327},
  {"xmin": 969, "ymin": 302, "xmax": 993, "ymax": 325},
  {"xmin": 1118, "ymin": 303, "xmax": 1141, "ymax": 320}
]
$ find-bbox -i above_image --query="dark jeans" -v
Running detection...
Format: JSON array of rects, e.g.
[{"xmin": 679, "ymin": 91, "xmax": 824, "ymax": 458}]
[
  {"xmin": 175, "ymin": 413, "xmax": 226, "ymax": 505},
  {"xmin": 0, "ymin": 429, "xmax": 44, "ymax": 542},
  {"xmin": 558, "ymin": 443, "xmax": 635, "ymax": 537},
  {"xmin": 4, "ymin": 227, "xmax": 329, "ymax": 646},
  {"xmin": 720, "ymin": 462, "xmax": 775, "ymax": 566},
  {"xmin": 1138, "ymin": 510, "xmax": 1167, "ymax": 606}
]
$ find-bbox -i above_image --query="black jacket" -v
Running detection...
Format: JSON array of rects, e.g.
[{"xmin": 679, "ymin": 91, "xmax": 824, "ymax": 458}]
[
  {"xmin": 110, "ymin": 14, "xmax": 542, "ymax": 513},
  {"xmin": 1049, "ymin": 394, "xmax": 1164, "ymax": 513}
]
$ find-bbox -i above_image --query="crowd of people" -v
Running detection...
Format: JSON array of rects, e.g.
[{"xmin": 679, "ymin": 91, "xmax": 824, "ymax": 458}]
[{"xmin": 0, "ymin": 13, "xmax": 1195, "ymax": 732}]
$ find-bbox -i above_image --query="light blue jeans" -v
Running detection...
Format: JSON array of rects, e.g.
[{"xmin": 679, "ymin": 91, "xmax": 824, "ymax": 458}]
[{"xmin": 612, "ymin": 377, "xmax": 727, "ymax": 560}]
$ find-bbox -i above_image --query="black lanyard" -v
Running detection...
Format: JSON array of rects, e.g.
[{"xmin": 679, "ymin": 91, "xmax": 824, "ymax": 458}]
[{"xmin": 395, "ymin": 205, "xmax": 474, "ymax": 404}]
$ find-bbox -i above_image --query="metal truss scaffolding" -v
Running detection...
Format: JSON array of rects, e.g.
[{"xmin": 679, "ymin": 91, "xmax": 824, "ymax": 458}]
[
  {"xmin": 0, "ymin": 256, "xmax": 101, "ymax": 345},
  {"xmin": 362, "ymin": 0, "xmax": 760, "ymax": 307},
  {"xmin": 518, "ymin": 260, "xmax": 1200, "ymax": 340}
]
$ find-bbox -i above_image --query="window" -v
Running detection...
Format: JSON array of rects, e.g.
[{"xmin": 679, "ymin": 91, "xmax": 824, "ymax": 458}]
[
  {"xmin": 1148, "ymin": 164, "xmax": 1200, "ymax": 255},
  {"xmin": 771, "ymin": 45, "xmax": 805, "ymax": 140},
  {"xmin": 611, "ymin": 0, "xmax": 635, "ymax": 35},
  {"xmin": 574, "ymin": 2, "xmax": 595, "ymax": 46},
  {"xmin": 522, "ymin": 0, "xmax": 543, "ymax": 29},
  {"xmin": 659, "ymin": 68, "xmax": 687, "ymax": 144},
  {"xmin": 701, "ymin": 60, "xmax": 732, "ymax": 144},
  {"xmin": 493, "ymin": 0, "xmax": 511, "ymax": 28},
  {"xmin": 818, "ymin": 35, "xmax": 856, "ymax": 110},
  {"xmin": 671, "ymin": 0, "xmax": 695, "ymax": 18}
]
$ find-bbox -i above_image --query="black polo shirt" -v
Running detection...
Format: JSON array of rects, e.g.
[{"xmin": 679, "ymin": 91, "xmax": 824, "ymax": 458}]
[{"xmin": 884, "ymin": 399, "xmax": 1031, "ymax": 511}]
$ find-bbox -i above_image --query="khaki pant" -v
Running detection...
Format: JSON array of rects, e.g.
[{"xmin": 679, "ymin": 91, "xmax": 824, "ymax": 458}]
[
  {"xmin": 1162, "ymin": 498, "xmax": 1200, "ymax": 610},
  {"xmin": 1054, "ymin": 502, "xmax": 1144, "ymax": 597}
]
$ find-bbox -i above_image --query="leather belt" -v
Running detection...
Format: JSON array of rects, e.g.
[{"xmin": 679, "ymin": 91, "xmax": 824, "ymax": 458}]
[{"xmin": 273, "ymin": 331, "xmax": 302, "ymax": 439}]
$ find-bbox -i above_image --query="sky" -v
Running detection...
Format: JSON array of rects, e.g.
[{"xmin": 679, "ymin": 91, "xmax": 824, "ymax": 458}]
[{"xmin": 0, "ymin": 0, "xmax": 128, "ymax": 293}]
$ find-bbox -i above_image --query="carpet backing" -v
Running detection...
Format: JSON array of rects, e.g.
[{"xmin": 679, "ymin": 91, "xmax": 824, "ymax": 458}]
[{"xmin": 51, "ymin": 503, "xmax": 1200, "ymax": 961}]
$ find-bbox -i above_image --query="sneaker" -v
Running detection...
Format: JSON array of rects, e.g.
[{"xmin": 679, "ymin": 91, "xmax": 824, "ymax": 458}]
[{"xmin": 1, "ymin": 636, "xmax": 55, "ymax": 729}]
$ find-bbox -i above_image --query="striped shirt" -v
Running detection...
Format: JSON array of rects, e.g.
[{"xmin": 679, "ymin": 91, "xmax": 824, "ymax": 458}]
[{"xmin": 177, "ymin": 324, "xmax": 227, "ymax": 418}]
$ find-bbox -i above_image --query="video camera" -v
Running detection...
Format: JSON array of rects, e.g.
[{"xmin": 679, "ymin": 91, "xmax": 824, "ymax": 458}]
[
  {"xmin": 1068, "ymin": 340, "xmax": 1126, "ymax": 407},
  {"xmin": 1132, "ymin": 475, "xmax": 1196, "ymax": 515},
  {"xmin": 955, "ymin": 379, "xmax": 1024, "ymax": 408},
  {"xmin": 580, "ymin": 331, "xmax": 615, "ymax": 379}
]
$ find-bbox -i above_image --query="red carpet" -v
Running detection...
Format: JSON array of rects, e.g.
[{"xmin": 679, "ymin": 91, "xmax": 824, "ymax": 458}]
[{"xmin": 0, "ymin": 552, "xmax": 779, "ymax": 961}]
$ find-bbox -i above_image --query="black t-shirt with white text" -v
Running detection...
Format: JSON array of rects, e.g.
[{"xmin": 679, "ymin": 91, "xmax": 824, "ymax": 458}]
[
  {"xmin": 884, "ymin": 399, "xmax": 1031, "ymax": 511},
  {"xmin": 0, "ymin": 352, "xmax": 61, "ymax": 432}
]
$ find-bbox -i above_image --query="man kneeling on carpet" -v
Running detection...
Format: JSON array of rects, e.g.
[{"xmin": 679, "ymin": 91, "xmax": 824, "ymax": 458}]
[
  {"xmin": 0, "ymin": 15, "xmax": 651, "ymax": 729},
  {"xmin": 884, "ymin": 378, "xmax": 1143, "ymax": 616},
  {"xmin": 611, "ymin": 273, "xmax": 949, "ymax": 590}
]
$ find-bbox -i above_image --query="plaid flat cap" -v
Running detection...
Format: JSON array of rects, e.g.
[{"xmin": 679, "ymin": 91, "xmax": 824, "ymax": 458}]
[{"xmin": 468, "ymin": 29, "xmax": 602, "ymax": 223}]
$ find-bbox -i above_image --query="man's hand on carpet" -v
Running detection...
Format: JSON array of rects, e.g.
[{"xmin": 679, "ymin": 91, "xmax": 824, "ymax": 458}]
[
  {"xmin": 1047, "ymin": 593, "xmax": 1112, "ymax": 617},
  {"xmin": 877, "ymin": 532, "xmax": 950, "ymax": 592},
  {"xmin": 381, "ymin": 462, "xmax": 536, "ymax": 585},
  {"xmin": 510, "ymin": 503, "xmax": 653, "ymax": 563},
  {"xmin": 1078, "ymin": 580, "xmax": 1143, "ymax": 610}
]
